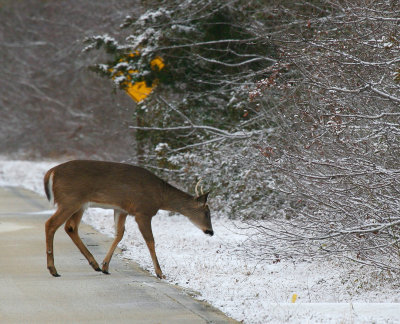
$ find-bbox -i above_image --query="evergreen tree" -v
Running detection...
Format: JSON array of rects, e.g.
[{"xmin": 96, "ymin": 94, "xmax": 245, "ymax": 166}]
[{"xmin": 85, "ymin": 0, "xmax": 277, "ymax": 154}]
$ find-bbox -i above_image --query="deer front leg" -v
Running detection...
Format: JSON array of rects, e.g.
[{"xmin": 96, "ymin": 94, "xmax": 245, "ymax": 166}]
[
  {"xmin": 135, "ymin": 215, "xmax": 165, "ymax": 279},
  {"xmin": 101, "ymin": 210, "xmax": 128, "ymax": 274}
]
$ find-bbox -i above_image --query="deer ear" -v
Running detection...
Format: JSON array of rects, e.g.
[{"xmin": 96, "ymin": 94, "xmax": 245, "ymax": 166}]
[{"xmin": 195, "ymin": 192, "xmax": 209, "ymax": 205}]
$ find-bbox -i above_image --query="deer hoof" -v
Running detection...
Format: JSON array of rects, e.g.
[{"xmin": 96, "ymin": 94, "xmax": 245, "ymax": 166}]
[
  {"xmin": 89, "ymin": 261, "xmax": 100, "ymax": 271},
  {"xmin": 48, "ymin": 266, "xmax": 60, "ymax": 277},
  {"xmin": 156, "ymin": 273, "xmax": 166, "ymax": 279},
  {"xmin": 101, "ymin": 261, "xmax": 110, "ymax": 274}
]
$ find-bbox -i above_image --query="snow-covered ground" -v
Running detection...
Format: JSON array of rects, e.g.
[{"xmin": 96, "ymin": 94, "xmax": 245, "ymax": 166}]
[{"xmin": 0, "ymin": 159, "xmax": 399, "ymax": 323}]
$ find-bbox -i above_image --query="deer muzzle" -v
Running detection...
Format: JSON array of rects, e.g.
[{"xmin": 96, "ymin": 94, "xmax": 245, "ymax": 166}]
[{"xmin": 204, "ymin": 229, "xmax": 214, "ymax": 236}]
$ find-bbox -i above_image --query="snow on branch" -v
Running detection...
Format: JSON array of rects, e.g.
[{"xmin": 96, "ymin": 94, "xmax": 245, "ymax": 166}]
[
  {"xmin": 243, "ymin": 0, "xmax": 400, "ymax": 272},
  {"xmin": 129, "ymin": 124, "xmax": 260, "ymax": 139}
]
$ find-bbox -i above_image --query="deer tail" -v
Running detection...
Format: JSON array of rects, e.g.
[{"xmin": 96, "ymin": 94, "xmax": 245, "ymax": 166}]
[{"xmin": 44, "ymin": 170, "xmax": 55, "ymax": 205}]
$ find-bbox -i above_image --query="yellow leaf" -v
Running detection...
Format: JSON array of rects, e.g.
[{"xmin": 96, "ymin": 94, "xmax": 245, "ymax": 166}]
[
  {"xmin": 109, "ymin": 52, "xmax": 164, "ymax": 102},
  {"xmin": 126, "ymin": 80, "xmax": 158, "ymax": 103},
  {"xmin": 150, "ymin": 56, "xmax": 165, "ymax": 70},
  {"xmin": 291, "ymin": 293, "xmax": 298, "ymax": 303}
]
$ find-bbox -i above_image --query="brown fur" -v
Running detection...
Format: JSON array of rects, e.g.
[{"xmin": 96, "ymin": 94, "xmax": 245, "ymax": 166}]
[{"xmin": 44, "ymin": 160, "xmax": 213, "ymax": 278}]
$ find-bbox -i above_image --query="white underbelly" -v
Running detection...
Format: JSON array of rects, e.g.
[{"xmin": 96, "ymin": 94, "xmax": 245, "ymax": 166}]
[{"xmin": 84, "ymin": 202, "xmax": 127, "ymax": 213}]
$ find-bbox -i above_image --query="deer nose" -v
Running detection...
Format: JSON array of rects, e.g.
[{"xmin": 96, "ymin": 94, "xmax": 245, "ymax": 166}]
[{"xmin": 204, "ymin": 229, "xmax": 214, "ymax": 236}]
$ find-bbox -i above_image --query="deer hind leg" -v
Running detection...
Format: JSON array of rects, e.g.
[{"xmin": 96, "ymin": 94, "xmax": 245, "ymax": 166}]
[
  {"xmin": 64, "ymin": 208, "xmax": 101, "ymax": 272},
  {"xmin": 135, "ymin": 215, "xmax": 165, "ymax": 279},
  {"xmin": 101, "ymin": 210, "xmax": 128, "ymax": 274},
  {"xmin": 45, "ymin": 207, "xmax": 78, "ymax": 277}
]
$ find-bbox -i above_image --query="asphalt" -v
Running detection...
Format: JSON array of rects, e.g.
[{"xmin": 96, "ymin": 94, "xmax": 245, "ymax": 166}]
[{"xmin": 0, "ymin": 186, "xmax": 237, "ymax": 324}]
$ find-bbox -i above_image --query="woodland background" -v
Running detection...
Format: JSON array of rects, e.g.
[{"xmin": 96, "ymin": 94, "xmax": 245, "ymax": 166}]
[{"xmin": 1, "ymin": 0, "xmax": 400, "ymax": 273}]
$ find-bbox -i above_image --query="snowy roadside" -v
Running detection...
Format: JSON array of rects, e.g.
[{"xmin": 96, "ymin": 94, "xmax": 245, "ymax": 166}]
[{"xmin": 0, "ymin": 159, "xmax": 399, "ymax": 323}]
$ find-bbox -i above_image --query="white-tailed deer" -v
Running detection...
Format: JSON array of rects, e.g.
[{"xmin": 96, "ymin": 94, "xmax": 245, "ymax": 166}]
[{"xmin": 43, "ymin": 160, "xmax": 212, "ymax": 279}]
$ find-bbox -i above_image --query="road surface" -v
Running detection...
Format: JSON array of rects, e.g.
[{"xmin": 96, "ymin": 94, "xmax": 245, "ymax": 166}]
[{"xmin": 0, "ymin": 186, "xmax": 237, "ymax": 324}]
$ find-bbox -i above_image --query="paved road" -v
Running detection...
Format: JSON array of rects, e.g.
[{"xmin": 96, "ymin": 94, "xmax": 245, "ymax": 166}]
[{"xmin": 0, "ymin": 187, "xmax": 237, "ymax": 324}]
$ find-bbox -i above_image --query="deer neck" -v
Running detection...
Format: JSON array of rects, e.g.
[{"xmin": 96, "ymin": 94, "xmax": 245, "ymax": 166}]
[{"xmin": 162, "ymin": 184, "xmax": 194, "ymax": 215}]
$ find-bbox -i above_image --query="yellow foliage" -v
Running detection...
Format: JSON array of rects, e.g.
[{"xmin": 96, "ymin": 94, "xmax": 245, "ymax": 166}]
[
  {"xmin": 126, "ymin": 80, "xmax": 159, "ymax": 103},
  {"xmin": 110, "ymin": 53, "xmax": 164, "ymax": 103},
  {"xmin": 150, "ymin": 57, "xmax": 165, "ymax": 71}
]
